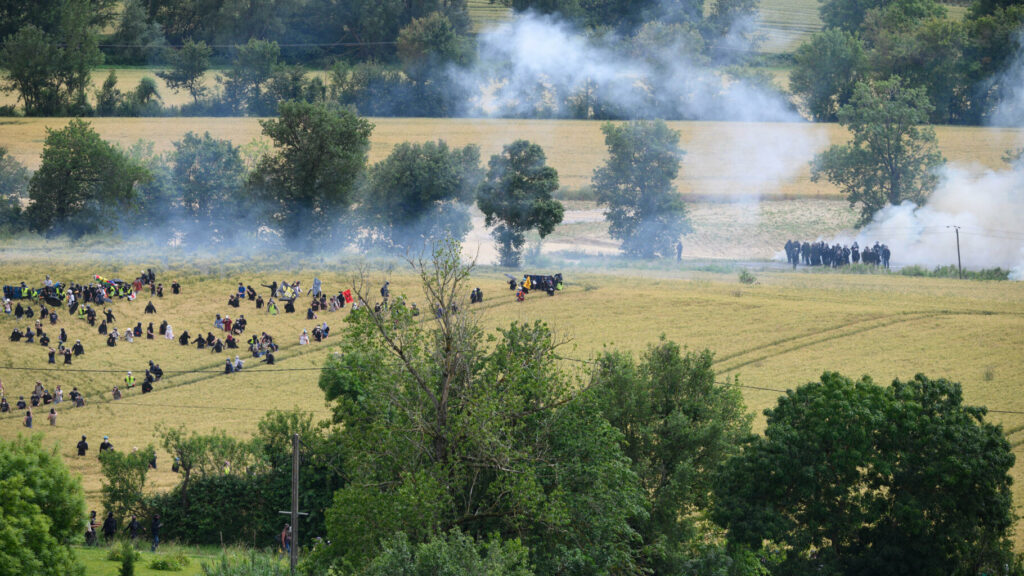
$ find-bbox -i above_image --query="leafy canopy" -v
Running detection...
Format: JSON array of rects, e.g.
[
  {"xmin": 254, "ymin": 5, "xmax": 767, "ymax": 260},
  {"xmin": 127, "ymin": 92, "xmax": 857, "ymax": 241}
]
[
  {"xmin": 810, "ymin": 76, "xmax": 945, "ymax": 226},
  {"xmin": 592, "ymin": 120, "xmax": 690, "ymax": 258},
  {"xmin": 477, "ymin": 140, "xmax": 564, "ymax": 267},
  {"xmin": 713, "ymin": 372, "xmax": 1016, "ymax": 576}
]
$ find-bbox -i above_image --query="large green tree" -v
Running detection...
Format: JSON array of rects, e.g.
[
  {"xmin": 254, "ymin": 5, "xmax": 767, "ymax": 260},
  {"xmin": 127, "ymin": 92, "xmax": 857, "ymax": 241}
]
[
  {"xmin": 477, "ymin": 140, "xmax": 564, "ymax": 267},
  {"xmin": 0, "ymin": 435, "xmax": 86, "ymax": 576},
  {"xmin": 0, "ymin": 147, "xmax": 29, "ymax": 232},
  {"xmin": 789, "ymin": 29, "xmax": 866, "ymax": 121},
  {"xmin": 811, "ymin": 76, "xmax": 944, "ymax": 226},
  {"xmin": 157, "ymin": 39, "xmax": 213, "ymax": 104},
  {"xmin": 589, "ymin": 341, "xmax": 751, "ymax": 574},
  {"xmin": 249, "ymin": 101, "xmax": 373, "ymax": 245},
  {"xmin": 592, "ymin": 120, "xmax": 690, "ymax": 259},
  {"xmin": 315, "ymin": 240, "xmax": 646, "ymax": 574},
  {"xmin": 361, "ymin": 140, "xmax": 482, "ymax": 252},
  {"xmin": 221, "ymin": 38, "xmax": 282, "ymax": 115},
  {"xmin": 99, "ymin": 445, "xmax": 156, "ymax": 519},
  {"xmin": 714, "ymin": 372, "xmax": 1016, "ymax": 575},
  {"xmin": 172, "ymin": 131, "xmax": 246, "ymax": 233},
  {"xmin": 27, "ymin": 120, "xmax": 149, "ymax": 237}
]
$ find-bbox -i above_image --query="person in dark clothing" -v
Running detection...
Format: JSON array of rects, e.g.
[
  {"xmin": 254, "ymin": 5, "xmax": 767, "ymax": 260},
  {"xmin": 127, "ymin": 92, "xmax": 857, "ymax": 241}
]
[
  {"xmin": 48, "ymin": 347, "xmax": 56, "ymax": 364},
  {"xmin": 72, "ymin": 340, "xmax": 84, "ymax": 356},
  {"xmin": 179, "ymin": 330, "xmax": 190, "ymax": 345},
  {"xmin": 126, "ymin": 516, "xmax": 140, "ymax": 540},
  {"xmin": 263, "ymin": 351, "xmax": 275, "ymax": 365},
  {"xmin": 159, "ymin": 320, "xmax": 167, "ymax": 336},
  {"xmin": 64, "ymin": 348, "xmax": 73, "ymax": 365},
  {"xmin": 16, "ymin": 396, "xmax": 27, "ymax": 410},
  {"xmin": 193, "ymin": 335, "xmax": 205, "ymax": 349},
  {"xmin": 284, "ymin": 300, "xmax": 295, "ymax": 314},
  {"xmin": 171, "ymin": 282, "xmax": 180, "ymax": 294},
  {"xmin": 147, "ymin": 323, "xmax": 154, "ymax": 339},
  {"xmin": 225, "ymin": 359, "xmax": 234, "ymax": 373},
  {"xmin": 99, "ymin": 436, "xmax": 113, "ymax": 453},
  {"xmin": 98, "ymin": 321, "xmax": 107, "ymax": 335},
  {"xmin": 255, "ymin": 295, "xmax": 264, "ymax": 309},
  {"xmin": 77, "ymin": 435, "xmax": 89, "ymax": 456},
  {"xmin": 59, "ymin": 328, "xmax": 67, "ymax": 343},
  {"xmin": 150, "ymin": 514, "xmax": 162, "ymax": 552},
  {"xmin": 145, "ymin": 301, "xmax": 156, "ymax": 314},
  {"xmin": 102, "ymin": 512, "xmax": 117, "ymax": 542},
  {"xmin": 106, "ymin": 334, "xmax": 117, "ymax": 347},
  {"xmin": 104, "ymin": 309, "xmax": 115, "ymax": 323},
  {"xmin": 261, "ymin": 281, "xmax": 277, "ymax": 298}
]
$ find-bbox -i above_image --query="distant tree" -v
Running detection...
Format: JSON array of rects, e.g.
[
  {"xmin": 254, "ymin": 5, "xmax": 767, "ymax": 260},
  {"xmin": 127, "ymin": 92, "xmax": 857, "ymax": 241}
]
[
  {"xmin": 818, "ymin": 0, "xmax": 887, "ymax": 31},
  {"xmin": 714, "ymin": 372, "xmax": 1016, "ymax": 575},
  {"xmin": 811, "ymin": 76, "xmax": 944, "ymax": 226},
  {"xmin": 477, "ymin": 140, "xmax": 564, "ymax": 267},
  {"xmin": 361, "ymin": 140, "xmax": 482, "ymax": 251},
  {"xmin": 107, "ymin": 0, "xmax": 168, "ymax": 65},
  {"xmin": 99, "ymin": 445, "xmax": 156, "ymax": 519},
  {"xmin": 0, "ymin": 146, "xmax": 30, "ymax": 199},
  {"xmin": 171, "ymin": 132, "xmax": 246, "ymax": 233},
  {"xmin": 122, "ymin": 140, "xmax": 175, "ymax": 231},
  {"xmin": 592, "ymin": 120, "xmax": 689, "ymax": 259},
  {"xmin": 790, "ymin": 29, "xmax": 866, "ymax": 121},
  {"xmin": 963, "ymin": 3, "xmax": 1024, "ymax": 123},
  {"xmin": 95, "ymin": 71, "xmax": 123, "ymax": 116},
  {"xmin": 0, "ymin": 0, "xmax": 116, "ymax": 40},
  {"xmin": 221, "ymin": 38, "xmax": 281, "ymax": 115},
  {"xmin": 0, "ymin": 435, "xmax": 86, "ymax": 576},
  {"xmin": 589, "ymin": 340, "xmax": 751, "ymax": 574},
  {"xmin": 397, "ymin": 12, "xmax": 467, "ymax": 73},
  {"xmin": 0, "ymin": 26, "xmax": 62, "ymax": 115},
  {"xmin": 249, "ymin": 101, "xmax": 373, "ymax": 244},
  {"xmin": 157, "ymin": 39, "xmax": 212, "ymax": 104},
  {"xmin": 27, "ymin": 120, "xmax": 149, "ymax": 237}
]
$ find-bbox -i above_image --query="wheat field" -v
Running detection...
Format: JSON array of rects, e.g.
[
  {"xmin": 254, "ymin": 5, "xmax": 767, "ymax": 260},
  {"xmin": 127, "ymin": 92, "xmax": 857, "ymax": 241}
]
[
  {"xmin": 2, "ymin": 117, "xmax": 1021, "ymax": 197},
  {"xmin": 0, "ymin": 254, "xmax": 1021, "ymax": 544}
]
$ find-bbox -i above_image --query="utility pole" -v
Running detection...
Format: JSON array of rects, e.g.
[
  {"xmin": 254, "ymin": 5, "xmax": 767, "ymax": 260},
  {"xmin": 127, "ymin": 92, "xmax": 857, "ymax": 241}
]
[
  {"xmin": 277, "ymin": 434, "xmax": 307, "ymax": 574},
  {"xmin": 948, "ymin": 225, "xmax": 962, "ymax": 279}
]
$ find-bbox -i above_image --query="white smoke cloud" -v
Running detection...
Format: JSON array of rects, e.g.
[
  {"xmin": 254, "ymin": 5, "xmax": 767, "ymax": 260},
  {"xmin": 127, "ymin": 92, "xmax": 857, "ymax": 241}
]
[{"xmin": 837, "ymin": 165, "xmax": 1024, "ymax": 278}]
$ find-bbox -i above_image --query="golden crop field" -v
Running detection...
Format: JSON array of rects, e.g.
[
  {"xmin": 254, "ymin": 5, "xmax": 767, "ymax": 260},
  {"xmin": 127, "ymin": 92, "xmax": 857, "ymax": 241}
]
[
  {"xmin": 1, "ymin": 117, "xmax": 1021, "ymax": 198},
  {"xmin": 0, "ymin": 255, "xmax": 1022, "ymax": 544}
]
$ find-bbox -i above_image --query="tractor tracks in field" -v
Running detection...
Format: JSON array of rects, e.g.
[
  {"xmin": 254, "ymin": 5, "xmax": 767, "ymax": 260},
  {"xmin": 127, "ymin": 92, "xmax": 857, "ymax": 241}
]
[{"xmin": 712, "ymin": 309, "xmax": 1018, "ymax": 376}]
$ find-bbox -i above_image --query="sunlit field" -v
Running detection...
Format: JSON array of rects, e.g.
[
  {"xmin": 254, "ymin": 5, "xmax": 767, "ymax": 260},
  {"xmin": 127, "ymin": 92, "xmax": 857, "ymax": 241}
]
[
  {"xmin": 2, "ymin": 117, "xmax": 1021, "ymax": 197},
  {"xmin": 0, "ymin": 254, "xmax": 1021, "ymax": 544}
]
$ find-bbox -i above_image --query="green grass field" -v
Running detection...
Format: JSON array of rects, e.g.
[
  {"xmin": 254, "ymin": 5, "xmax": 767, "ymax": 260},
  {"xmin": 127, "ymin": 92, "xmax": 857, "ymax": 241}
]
[
  {"xmin": 75, "ymin": 543, "xmax": 285, "ymax": 576},
  {"xmin": 0, "ymin": 254, "xmax": 1022, "ymax": 549}
]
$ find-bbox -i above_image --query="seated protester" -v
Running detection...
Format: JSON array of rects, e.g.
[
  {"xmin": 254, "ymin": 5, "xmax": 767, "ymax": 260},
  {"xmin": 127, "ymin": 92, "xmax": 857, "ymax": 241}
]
[
  {"xmin": 233, "ymin": 356, "xmax": 243, "ymax": 372},
  {"xmin": 179, "ymin": 330, "xmax": 190, "ymax": 346},
  {"xmin": 299, "ymin": 329, "xmax": 309, "ymax": 345},
  {"xmin": 150, "ymin": 282, "xmax": 156, "ymax": 296},
  {"xmin": 226, "ymin": 334, "xmax": 238, "ymax": 349},
  {"xmin": 307, "ymin": 307, "xmax": 316, "ymax": 320},
  {"xmin": 267, "ymin": 300, "xmax": 278, "ymax": 315},
  {"xmin": 111, "ymin": 386, "xmax": 122, "ymax": 400},
  {"xmin": 144, "ymin": 301, "xmax": 156, "ymax": 314},
  {"xmin": 156, "ymin": 284, "xmax": 164, "ymax": 297},
  {"xmin": 49, "ymin": 311, "xmax": 58, "ymax": 324},
  {"xmin": 110, "ymin": 328, "xmax": 120, "ymax": 341},
  {"xmin": 134, "ymin": 323, "xmax": 142, "ymax": 337},
  {"xmin": 98, "ymin": 321, "xmax": 107, "ymax": 335},
  {"xmin": 223, "ymin": 317, "xmax": 233, "ymax": 332},
  {"xmin": 87, "ymin": 309, "xmax": 96, "ymax": 326},
  {"xmin": 262, "ymin": 351, "xmax": 275, "ymax": 365},
  {"xmin": 284, "ymin": 300, "xmax": 295, "ymax": 314},
  {"xmin": 72, "ymin": 340, "xmax": 84, "ymax": 356},
  {"xmin": 9, "ymin": 328, "xmax": 22, "ymax": 342},
  {"xmin": 74, "ymin": 392, "xmax": 85, "ymax": 407},
  {"xmin": 312, "ymin": 326, "xmax": 323, "ymax": 342},
  {"xmin": 48, "ymin": 347, "xmax": 56, "ymax": 364},
  {"xmin": 224, "ymin": 359, "xmax": 234, "ymax": 374},
  {"xmin": 508, "ymin": 278, "xmax": 517, "ymax": 290},
  {"xmin": 69, "ymin": 388, "xmax": 80, "ymax": 403},
  {"xmin": 171, "ymin": 281, "xmax": 180, "ymax": 294},
  {"xmin": 24, "ymin": 327, "xmax": 34, "ymax": 343},
  {"xmin": 246, "ymin": 286, "xmax": 256, "ymax": 300},
  {"xmin": 411, "ymin": 303, "xmax": 420, "ymax": 316},
  {"xmin": 141, "ymin": 379, "xmax": 153, "ymax": 394},
  {"xmin": 68, "ymin": 300, "xmax": 78, "ymax": 315},
  {"xmin": 63, "ymin": 348, "xmax": 73, "ymax": 364},
  {"xmin": 311, "ymin": 299, "xmax": 320, "ymax": 312},
  {"xmin": 30, "ymin": 392, "xmax": 40, "ymax": 407},
  {"xmin": 143, "ymin": 370, "xmax": 155, "ymax": 389},
  {"xmin": 123, "ymin": 328, "xmax": 133, "ymax": 343},
  {"xmin": 0, "ymin": 397, "xmax": 8, "ymax": 412},
  {"xmin": 16, "ymin": 396, "xmax": 27, "ymax": 409},
  {"xmin": 14, "ymin": 302, "xmax": 23, "ymax": 318},
  {"xmin": 39, "ymin": 333, "xmax": 50, "ymax": 347},
  {"xmin": 59, "ymin": 328, "xmax": 67, "ymax": 343},
  {"xmin": 42, "ymin": 389, "xmax": 52, "ymax": 404},
  {"xmin": 214, "ymin": 314, "xmax": 224, "ymax": 330},
  {"xmin": 234, "ymin": 316, "xmax": 247, "ymax": 333},
  {"xmin": 321, "ymin": 322, "xmax": 330, "ymax": 338},
  {"xmin": 107, "ymin": 334, "xmax": 117, "ymax": 347},
  {"xmin": 228, "ymin": 295, "xmax": 240, "ymax": 308},
  {"xmin": 24, "ymin": 306, "xmax": 34, "ymax": 318},
  {"xmin": 159, "ymin": 320, "xmax": 167, "ymax": 336},
  {"xmin": 206, "ymin": 332, "xmax": 216, "ymax": 346},
  {"xmin": 255, "ymin": 295, "xmax": 264, "ymax": 309},
  {"xmin": 212, "ymin": 339, "xmax": 224, "ymax": 353},
  {"xmin": 146, "ymin": 323, "xmax": 154, "ymax": 339}
]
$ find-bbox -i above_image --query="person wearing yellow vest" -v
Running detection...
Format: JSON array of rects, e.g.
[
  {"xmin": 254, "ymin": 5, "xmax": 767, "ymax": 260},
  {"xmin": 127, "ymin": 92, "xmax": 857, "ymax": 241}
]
[{"xmin": 124, "ymin": 371, "xmax": 136, "ymax": 389}]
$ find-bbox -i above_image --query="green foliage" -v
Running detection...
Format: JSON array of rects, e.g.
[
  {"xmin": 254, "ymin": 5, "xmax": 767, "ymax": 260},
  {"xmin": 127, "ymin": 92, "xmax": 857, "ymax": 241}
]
[
  {"xmin": 397, "ymin": 12, "xmax": 469, "ymax": 76},
  {"xmin": 789, "ymin": 29, "xmax": 866, "ymax": 121},
  {"xmin": 123, "ymin": 140, "xmax": 175, "ymax": 231},
  {"xmin": 361, "ymin": 530, "xmax": 534, "ymax": 576},
  {"xmin": 99, "ymin": 445, "xmax": 156, "ymax": 519},
  {"xmin": 250, "ymin": 101, "xmax": 373, "ymax": 244},
  {"xmin": 589, "ymin": 342, "xmax": 751, "ymax": 574},
  {"xmin": 157, "ymin": 40, "xmax": 213, "ymax": 104},
  {"xmin": 738, "ymin": 270, "xmax": 756, "ymax": 284},
  {"xmin": 360, "ymin": 140, "xmax": 482, "ymax": 252},
  {"xmin": 899, "ymin": 264, "xmax": 1010, "ymax": 280},
  {"xmin": 106, "ymin": 544, "xmax": 142, "ymax": 562},
  {"xmin": 714, "ymin": 372, "xmax": 1017, "ymax": 575},
  {"xmin": 118, "ymin": 541, "xmax": 137, "ymax": 576},
  {"xmin": 593, "ymin": 120, "xmax": 689, "ymax": 259},
  {"xmin": 0, "ymin": 434, "xmax": 86, "ymax": 576},
  {"xmin": 811, "ymin": 76, "xmax": 945, "ymax": 227},
  {"xmin": 222, "ymin": 39, "xmax": 282, "ymax": 116},
  {"xmin": 107, "ymin": 0, "xmax": 168, "ymax": 65},
  {"xmin": 148, "ymin": 550, "xmax": 191, "ymax": 571},
  {"xmin": 477, "ymin": 140, "xmax": 564, "ymax": 267},
  {"xmin": 317, "ymin": 240, "xmax": 645, "ymax": 574},
  {"xmin": 171, "ymin": 132, "xmax": 246, "ymax": 233},
  {"xmin": 200, "ymin": 552, "xmax": 289, "ymax": 576},
  {"xmin": 0, "ymin": 146, "xmax": 29, "ymax": 233},
  {"xmin": 26, "ymin": 119, "xmax": 150, "ymax": 237}
]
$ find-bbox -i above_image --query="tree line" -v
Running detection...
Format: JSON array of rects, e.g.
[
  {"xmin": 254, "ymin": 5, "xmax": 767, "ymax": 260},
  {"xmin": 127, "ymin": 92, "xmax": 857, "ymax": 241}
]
[
  {"xmin": 6, "ymin": 241, "xmax": 1021, "ymax": 575},
  {"xmin": 0, "ymin": 103, "xmax": 694, "ymax": 263},
  {"xmin": 788, "ymin": 0, "xmax": 1023, "ymax": 124}
]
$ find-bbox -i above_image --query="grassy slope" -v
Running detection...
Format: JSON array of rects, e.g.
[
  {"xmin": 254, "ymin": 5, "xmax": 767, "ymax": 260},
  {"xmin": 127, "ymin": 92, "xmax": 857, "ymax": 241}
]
[
  {"xmin": 0, "ymin": 256, "xmax": 1022, "ymax": 544},
  {"xmin": 1, "ymin": 117, "xmax": 1021, "ymax": 197}
]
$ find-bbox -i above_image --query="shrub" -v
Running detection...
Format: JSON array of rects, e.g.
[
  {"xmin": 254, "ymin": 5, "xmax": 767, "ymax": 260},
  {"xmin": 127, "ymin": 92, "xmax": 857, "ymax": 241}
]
[
  {"xmin": 149, "ymin": 550, "xmax": 191, "ymax": 571},
  {"xmin": 738, "ymin": 270, "xmax": 757, "ymax": 284},
  {"xmin": 200, "ymin": 552, "xmax": 289, "ymax": 576},
  {"xmin": 107, "ymin": 543, "xmax": 142, "ymax": 562},
  {"xmin": 118, "ymin": 542, "xmax": 137, "ymax": 576}
]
